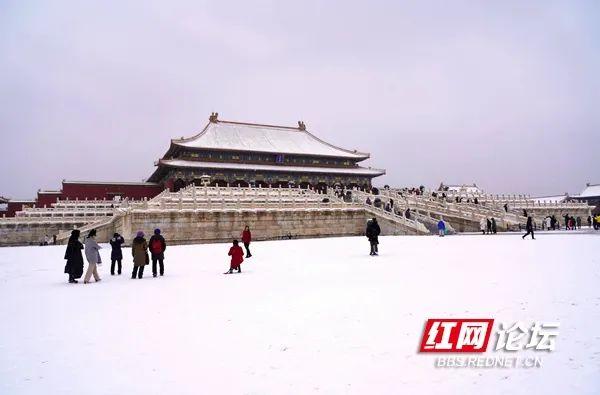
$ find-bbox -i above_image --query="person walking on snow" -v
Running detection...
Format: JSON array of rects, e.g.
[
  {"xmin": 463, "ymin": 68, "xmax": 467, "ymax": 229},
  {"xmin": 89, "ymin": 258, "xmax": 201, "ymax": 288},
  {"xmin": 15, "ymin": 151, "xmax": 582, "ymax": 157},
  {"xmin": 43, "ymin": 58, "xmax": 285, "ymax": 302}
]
[
  {"xmin": 64, "ymin": 229, "xmax": 84, "ymax": 284},
  {"xmin": 522, "ymin": 216, "xmax": 535, "ymax": 240},
  {"xmin": 109, "ymin": 232, "xmax": 125, "ymax": 275},
  {"xmin": 366, "ymin": 217, "xmax": 381, "ymax": 256},
  {"xmin": 479, "ymin": 218, "xmax": 486, "ymax": 235},
  {"xmin": 491, "ymin": 217, "xmax": 497, "ymax": 234},
  {"xmin": 241, "ymin": 226, "xmax": 252, "ymax": 258},
  {"xmin": 437, "ymin": 219, "xmax": 446, "ymax": 237},
  {"xmin": 131, "ymin": 231, "xmax": 148, "ymax": 279},
  {"xmin": 486, "ymin": 218, "xmax": 492, "ymax": 235},
  {"xmin": 148, "ymin": 229, "xmax": 167, "ymax": 277},
  {"xmin": 226, "ymin": 240, "xmax": 244, "ymax": 274},
  {"xmin": 83, "ymin": 229, "xmax": 102, "ymax": 284}
]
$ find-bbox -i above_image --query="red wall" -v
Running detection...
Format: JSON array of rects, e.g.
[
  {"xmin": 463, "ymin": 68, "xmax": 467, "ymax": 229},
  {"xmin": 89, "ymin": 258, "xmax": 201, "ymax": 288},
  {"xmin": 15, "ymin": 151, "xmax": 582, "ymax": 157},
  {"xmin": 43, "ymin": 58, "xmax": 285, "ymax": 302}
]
[
  {"xmin": 37, "ymin": 192, "xmax": 63, "ymax": 208},
  {"xmin": 5, "ymin": 201, "xmax": 35, "ymax": 217},
  {"xmin": 61, "ymin": 182, "xmax": 163, "ymax": 201}
]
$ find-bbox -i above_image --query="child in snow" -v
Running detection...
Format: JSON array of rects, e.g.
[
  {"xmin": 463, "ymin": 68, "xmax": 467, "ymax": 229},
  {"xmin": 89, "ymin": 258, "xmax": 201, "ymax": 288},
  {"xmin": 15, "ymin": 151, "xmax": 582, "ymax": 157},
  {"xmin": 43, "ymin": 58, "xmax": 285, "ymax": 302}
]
[{"xmin": 226, "ymin": 240, "xmax": 244, "ymax": 274}]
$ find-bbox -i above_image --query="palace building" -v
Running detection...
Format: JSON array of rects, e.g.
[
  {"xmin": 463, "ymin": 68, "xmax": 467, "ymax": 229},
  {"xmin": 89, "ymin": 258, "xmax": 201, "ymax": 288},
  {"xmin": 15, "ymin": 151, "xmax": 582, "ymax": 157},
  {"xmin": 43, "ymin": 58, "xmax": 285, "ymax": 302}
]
[
  {"xmin": 1, "ymin": 113, "xmax": 385, "ymax": 216},
  {"xmin": 148, "ymin": 113, "xmax": 385, "ymax": 191}
]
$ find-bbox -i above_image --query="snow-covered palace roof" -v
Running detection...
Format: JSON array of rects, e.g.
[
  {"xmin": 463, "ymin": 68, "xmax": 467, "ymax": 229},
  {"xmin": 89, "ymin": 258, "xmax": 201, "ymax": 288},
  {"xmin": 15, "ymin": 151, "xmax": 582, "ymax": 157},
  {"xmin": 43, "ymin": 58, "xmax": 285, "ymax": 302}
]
[
  {"xmin": 579, "ymin": 183, "xmax": 600, "ymax": 198},
  {"xmin": 172, "ymin": 116, "xmax": 370, "ymax": 160}
]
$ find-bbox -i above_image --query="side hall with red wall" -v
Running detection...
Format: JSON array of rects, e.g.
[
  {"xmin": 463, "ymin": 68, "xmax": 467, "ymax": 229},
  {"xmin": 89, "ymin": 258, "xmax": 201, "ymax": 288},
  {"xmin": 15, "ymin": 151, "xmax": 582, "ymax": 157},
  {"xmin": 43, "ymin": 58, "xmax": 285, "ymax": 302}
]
[{"xmin": 60, "ymin": 181, "xmax": 163, "ymax": 201}]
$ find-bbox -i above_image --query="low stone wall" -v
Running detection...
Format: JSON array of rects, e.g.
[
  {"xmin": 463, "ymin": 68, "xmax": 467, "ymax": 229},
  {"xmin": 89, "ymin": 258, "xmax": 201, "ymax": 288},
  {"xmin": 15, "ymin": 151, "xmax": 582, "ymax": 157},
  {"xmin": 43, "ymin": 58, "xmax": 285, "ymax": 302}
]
[
  {"xmin": 115, "ymin": 209, "xmax": 371, "ymax": 245},
  {"xmin": 1, "ymin": 208, "xmax": 425, "ymax": 247},
  {"xmin": 0, "ymin": 222, "xmax": 87, "ymax": 246}
]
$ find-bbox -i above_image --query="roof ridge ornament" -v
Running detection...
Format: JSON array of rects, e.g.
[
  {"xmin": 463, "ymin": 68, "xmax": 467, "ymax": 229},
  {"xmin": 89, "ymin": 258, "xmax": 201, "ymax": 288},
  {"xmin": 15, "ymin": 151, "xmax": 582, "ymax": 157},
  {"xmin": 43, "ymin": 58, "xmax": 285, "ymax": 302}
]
[
  {"xmin": 297, "ymin": 121, "xmax": 306, "ymax": 131},
  {"xmin": 209, "ymin": 112, "xmax": 219, "ymax": 123}
]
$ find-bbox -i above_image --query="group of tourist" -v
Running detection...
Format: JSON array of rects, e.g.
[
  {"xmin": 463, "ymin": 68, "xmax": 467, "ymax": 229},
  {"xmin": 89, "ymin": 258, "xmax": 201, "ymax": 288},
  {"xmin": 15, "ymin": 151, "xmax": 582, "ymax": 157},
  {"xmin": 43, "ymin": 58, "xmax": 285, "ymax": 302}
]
[
  {"xmin": 63, "ymin": 225, "xmax": 254, "ymax": 283},
  {"xmin": 39, "ymin": 234, "xmax": 57, "ymax": 246},
  {"xmin": 479, "ymin": 217, "xmax": 498, "ymax": 234}
]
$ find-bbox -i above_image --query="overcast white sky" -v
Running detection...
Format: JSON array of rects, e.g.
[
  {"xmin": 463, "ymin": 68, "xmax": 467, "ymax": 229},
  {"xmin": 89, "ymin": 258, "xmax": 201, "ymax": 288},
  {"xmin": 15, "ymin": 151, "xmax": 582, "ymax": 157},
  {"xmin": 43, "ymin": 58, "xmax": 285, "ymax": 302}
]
[{"xmin": 1, "ymin": 0, "xmax": 599, "ymax": 198}]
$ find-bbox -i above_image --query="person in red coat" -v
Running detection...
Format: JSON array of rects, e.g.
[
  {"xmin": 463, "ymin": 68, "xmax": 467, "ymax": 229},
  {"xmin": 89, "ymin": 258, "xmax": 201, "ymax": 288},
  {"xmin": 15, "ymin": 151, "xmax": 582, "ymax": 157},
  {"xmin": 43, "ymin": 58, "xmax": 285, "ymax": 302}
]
[
  {"xmin": 226, "ymin": 240, "xmax": 244, "ymax": 274},
  {"xmin": 241, "ymin": 225, "xmax": 252, "ymax": 258}
]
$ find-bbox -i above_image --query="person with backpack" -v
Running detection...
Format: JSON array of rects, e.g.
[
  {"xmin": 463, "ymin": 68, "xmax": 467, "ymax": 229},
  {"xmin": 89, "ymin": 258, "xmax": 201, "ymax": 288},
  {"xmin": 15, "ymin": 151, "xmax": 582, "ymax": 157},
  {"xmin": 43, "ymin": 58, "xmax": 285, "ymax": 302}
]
[
  {"xmin": 522, "ymin": 216, "xmax": 535, "ymax": 240},
  {"xmin": 109, "ymin": 232, "xmax": 125, "ymax": 275},
  {"xmin": 148, "ymin": 228, "xmax": 167, "ymax": 277},
  {"xmin": 241, "ymin": 225, "xmax": 252, "ymax": 258},
  {"xmin": 64, "ymin": 229, "xmax": 84, "ymax": 284},
  {"xmin": 366, "ymin": 217, "xmax": 381, "ymax": 256},
  {"xmin": 131, "ymin": 231, "xmax": 148, "ymax": 279},
  {"xmin": 225, "ymin": 240, "xmax": 244, "ymax": 274},
  {"xmin": 83, "ymin": 229, "xmax": 102, "ymax": 284}
]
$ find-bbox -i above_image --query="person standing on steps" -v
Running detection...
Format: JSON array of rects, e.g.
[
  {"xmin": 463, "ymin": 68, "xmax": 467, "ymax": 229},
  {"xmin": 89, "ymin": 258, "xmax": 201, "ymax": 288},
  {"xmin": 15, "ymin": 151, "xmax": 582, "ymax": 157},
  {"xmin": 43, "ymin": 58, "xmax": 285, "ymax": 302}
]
[
  {"xmin": 226, "ymin": 240, "xmax": 244, "ymax": 274},
  {"xmin": 109, "ymin": 233, "xmax": 125, "ymax": 275},
  {"xmin": 64, "ymin": 229, "xmax": 84, "ymax": 284},
  {"xmin": 148, "ymin": 229, "xmax": 167, "ymax": 277},
  {"xmin": 437, "ymin": 219, "xmax": 446, "ymax": 237},
  {"xmin": 522, "ymin": 216, "xmax": 535, "ymax": 240},
  {"xmin": 131, "ymin": 231, "xmax": 148, "ymax": 279},
  {"xmin": 366, "ymin": 217, "xmax": 381, "ymax": 256},
  {"xmin": 83, "ymin": 229, "xmax": 102, "ymax": 284},
  {"xmin": 241, "ymin": 225, "xmax": 252, "ymax": 258}
]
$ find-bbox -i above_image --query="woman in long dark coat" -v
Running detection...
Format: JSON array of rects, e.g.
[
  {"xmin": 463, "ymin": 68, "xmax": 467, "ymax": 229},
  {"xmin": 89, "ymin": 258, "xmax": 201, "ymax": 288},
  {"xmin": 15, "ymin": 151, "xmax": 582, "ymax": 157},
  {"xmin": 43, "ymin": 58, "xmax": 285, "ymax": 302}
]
[{"xmin": 64, "ymin": 229, "xmax": 84, "ymax": 283}]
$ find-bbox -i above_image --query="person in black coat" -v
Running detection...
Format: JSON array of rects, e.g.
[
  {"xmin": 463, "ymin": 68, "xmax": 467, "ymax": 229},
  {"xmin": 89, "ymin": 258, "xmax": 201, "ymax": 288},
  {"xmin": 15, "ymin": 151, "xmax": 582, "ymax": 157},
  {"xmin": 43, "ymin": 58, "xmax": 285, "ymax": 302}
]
[
  {"xmin": 366, "ymin": 218, "xmax": 381, "ymax": 256},
  {"xmin": 491, "ymin": 217, "xmax": 497, "ymax": 234},
  {"xmin": 148, "ymin": 228, "xmax": 167, "ymax": 277},
  {"xmin": 109, "ymin": 233, "xmax": 125, "ymax": 275},
  {"xmin": 522, "ymin": 216, "xmax": 535, "ymax": 240},
  {"xmin": 64, "ymin": 229, "xmax": 84, "ymax": 284}
]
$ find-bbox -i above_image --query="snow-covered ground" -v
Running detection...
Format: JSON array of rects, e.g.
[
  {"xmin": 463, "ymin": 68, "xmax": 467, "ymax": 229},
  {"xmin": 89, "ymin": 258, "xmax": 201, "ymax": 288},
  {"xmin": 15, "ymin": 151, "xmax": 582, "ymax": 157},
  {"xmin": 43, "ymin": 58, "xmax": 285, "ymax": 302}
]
[{"xmin": 0, "ymin": 233, "xmax": 599, "ymax": 394}]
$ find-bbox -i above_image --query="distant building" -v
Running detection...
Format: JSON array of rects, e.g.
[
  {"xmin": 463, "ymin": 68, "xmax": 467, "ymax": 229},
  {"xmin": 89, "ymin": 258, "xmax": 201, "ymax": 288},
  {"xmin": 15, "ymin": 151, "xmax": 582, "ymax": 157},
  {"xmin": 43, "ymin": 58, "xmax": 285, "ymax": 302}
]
[
  {"xmin": 570, "ymin": 183, "xmax": 600, "ymax": 214},
  {"xmin": 148, "ymin": 113, "xmax": 385, "ymax": 191},
  {"xmin": 529, "ymin": 194, "xmax": 568, "ymax": 204},
  {"xmin": 5, "ymin": 199, "xmax": 36, "ymax": 217},
  {"xmin": 437, "ymin": 183, "xmax": 483, "ymax": 195}
]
